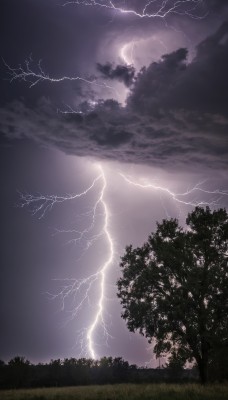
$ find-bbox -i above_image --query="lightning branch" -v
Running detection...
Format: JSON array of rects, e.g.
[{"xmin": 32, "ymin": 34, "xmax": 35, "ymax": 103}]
[
  {"xmin": 61, "ymin": 0, "xmax": 207, "ymax": 20},
  {"xmin": 19, "ymin": 165, "xmax": 114, "ymax": 359}
]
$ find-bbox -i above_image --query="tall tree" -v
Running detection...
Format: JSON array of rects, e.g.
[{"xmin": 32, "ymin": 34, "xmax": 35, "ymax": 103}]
[{"xmin": 117, "ymin": 207, "xmax": 228, "ymax": 383}]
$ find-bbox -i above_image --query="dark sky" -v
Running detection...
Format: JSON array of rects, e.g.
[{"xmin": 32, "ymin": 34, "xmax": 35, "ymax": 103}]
[{"xmin": 0, "ymin": 0, "xmax": 228, "ymax": 366}]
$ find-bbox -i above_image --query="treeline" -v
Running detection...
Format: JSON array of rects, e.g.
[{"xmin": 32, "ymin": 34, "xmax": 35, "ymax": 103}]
[
  {"xmin": 0, "ymin": 356, "xmax": 198, "ymax": 389},
  {"xmin": 1, "ymin": 354, "xmax": 227, "ymax": 389}
]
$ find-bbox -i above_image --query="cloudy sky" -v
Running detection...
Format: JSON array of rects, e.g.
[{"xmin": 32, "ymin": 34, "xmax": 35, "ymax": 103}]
[{"xmin": 1, "ymin": 0, "xmax": 228, "ymax": 366}]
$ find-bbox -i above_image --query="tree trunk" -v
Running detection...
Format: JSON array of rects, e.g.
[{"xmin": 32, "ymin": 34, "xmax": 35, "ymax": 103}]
[
  {"xmin": 198, "ymin": 359, "xmax": 208, "ymax": 384},
  {"xmin": 198, "ymin": 339, "xmax": 209, "ymax": 384}
]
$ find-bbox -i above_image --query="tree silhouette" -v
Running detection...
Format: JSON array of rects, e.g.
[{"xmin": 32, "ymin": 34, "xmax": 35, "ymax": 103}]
[
  {"xmin": 8, "ymin": 356, "xmax": 31, "ymax": 388},
  {"xmin": 117, "ymin": 207, "xmax": 228, "ymax": 384}
]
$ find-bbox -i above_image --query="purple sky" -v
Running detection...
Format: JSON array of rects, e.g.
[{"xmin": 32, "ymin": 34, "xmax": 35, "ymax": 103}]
[{"xmin": 1, "ymin": 0, "xmax": 228, "ymax": 366}]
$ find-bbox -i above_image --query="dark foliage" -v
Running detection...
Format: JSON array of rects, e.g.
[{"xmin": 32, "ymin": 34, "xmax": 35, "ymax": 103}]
[
  {"xmin": 117, "ymin": 207, "xmax": 228, "ymax": 384},
  {"xmin": 0, "ymin": 356, "xmax": 197, "ymax": 389}
]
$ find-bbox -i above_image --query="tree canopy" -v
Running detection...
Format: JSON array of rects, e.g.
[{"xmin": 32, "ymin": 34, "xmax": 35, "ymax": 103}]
[{"xmin": 117, "ymin": 207, "xmax": 228, "ymax": 383}]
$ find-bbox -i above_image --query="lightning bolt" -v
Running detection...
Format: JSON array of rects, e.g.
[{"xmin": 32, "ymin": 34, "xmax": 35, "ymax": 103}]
[
  {"xmin": 5, "ymin": 0, "xmax": 226, "ymax": 364},
  {"xmin": 120, "ymin": 41, "xmax": 136, "ymax": 65},
  {"xmin": 120, "ymin": 173, "xmax": 228, "ymax": 207},
  {"xmin": 2, "ymin": 57, "xmax": 117, "ymax": 95},
  {"xmin": 19, "ymin": 162, "xmax": 228, "ymax": 359},
  {"xmin": 19, "ymin": 164, "xmax": 114, "ymax": 359},
  {"xmin": 119, "ymin": 36, "xmax": 168, "ymax": 67},
  {"xmin": 3, "ymin": 1, "xmax": 208, "ymax": 110},
  {"xmin": 62, "ymin": 0, "xmax": 207, "ymax": 20}
]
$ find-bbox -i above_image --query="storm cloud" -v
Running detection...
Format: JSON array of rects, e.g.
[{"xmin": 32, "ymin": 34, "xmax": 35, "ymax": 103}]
[
  {"xmin": 97, "ymin": 63, "xmax": 135, "ymax": 87},
  {"xmin": 1, "ymin": 23, "xmax": 228, "ymax": 172}
]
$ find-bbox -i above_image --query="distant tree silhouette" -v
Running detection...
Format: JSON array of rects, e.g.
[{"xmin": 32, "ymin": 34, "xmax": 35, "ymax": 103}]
[
  {"xmin": 0, "ymin": 356, "xmax": 201, "ymax": 389},
  {"xmin": 8, "ymin": 356, "xmax": 31, "ymax": 388}
]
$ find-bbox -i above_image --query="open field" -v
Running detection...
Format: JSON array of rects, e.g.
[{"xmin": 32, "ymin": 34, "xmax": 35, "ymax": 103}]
[{"xmin": 1, "ymin": 383, "xmax": 228, "ymax": 400}]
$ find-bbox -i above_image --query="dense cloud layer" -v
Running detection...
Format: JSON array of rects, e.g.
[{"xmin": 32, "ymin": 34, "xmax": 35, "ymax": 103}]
[{"xmin": 1, "ymin": 23, "xmax": 228, "ymax": 172}]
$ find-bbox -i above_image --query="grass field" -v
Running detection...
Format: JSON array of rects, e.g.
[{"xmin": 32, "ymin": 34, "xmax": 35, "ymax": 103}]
[{"xmin": 0, "ymin": 383, "xmax": 228, "ymax": 400}]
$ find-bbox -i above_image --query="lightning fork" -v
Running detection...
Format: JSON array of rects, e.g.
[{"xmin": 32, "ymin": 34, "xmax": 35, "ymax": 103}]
[
  {"xmin": 19, "ymin": 165, "xmax": 114, "ymax": 359},
  {"xmin": 120, "ymin": 173, "xmax": 228, "ymax": 207},
  {"xmin": 3, "ymin": 57, "xmax": 116, "ymax": 93},
  {"xmin": 62, "ymin": 0, "xmax": 207, "ymax": 20}
]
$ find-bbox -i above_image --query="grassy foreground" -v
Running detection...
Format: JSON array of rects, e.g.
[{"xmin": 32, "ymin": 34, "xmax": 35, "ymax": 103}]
[{"xmin": 0, "ymin": 384, "xmax": 228, "ymax": 400}]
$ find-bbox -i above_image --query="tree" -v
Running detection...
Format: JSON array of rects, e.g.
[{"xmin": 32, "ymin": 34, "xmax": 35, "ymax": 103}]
[
  {"xmin": 8, "ymin": 356, "xmax": 30, "ymax": 366},
  {"xmin": 117, "ymin": 207, "xmax": 228, "ymax": 384},
  {"xmin": 8, "ymin": 356, "xmax": 31, "ymax": 388}
]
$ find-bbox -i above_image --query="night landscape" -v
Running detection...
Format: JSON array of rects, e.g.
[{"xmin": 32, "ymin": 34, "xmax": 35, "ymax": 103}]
[{"xmin": 1, "ymin": 1, "xmax": 228, "ymax": 398}]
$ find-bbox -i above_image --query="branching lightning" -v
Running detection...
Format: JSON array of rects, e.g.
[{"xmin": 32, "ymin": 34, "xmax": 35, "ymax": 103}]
[
  {"xmin": 120, "ymin": 173, "xmax": 228, "ymax": 207},
  {"xmin": 19, "ymin": 163, "xmax": 228, "ymax": 359},
  {"xmin": 19, "ymin": 165, "xmax": 114, "ymax": 359},
  {"xmin": 11, "ymin": 0, "xmax": 227, "ymax": 363},
  {"xmin": 62, "ymin": 0, "xmax": 207, "ymax": 20},
  {"xmin": 3, "ymin": 57, "xmax": 117, "ymax": 94},
  {"xmin": 3, "ymin": 1, "xmax": 208, "ymax": 108}
]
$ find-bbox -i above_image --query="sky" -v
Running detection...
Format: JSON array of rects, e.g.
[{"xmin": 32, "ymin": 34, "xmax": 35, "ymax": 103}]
[{"xmin": 1, "ymin": 0, "xmax": 228, "ymax": 366}]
